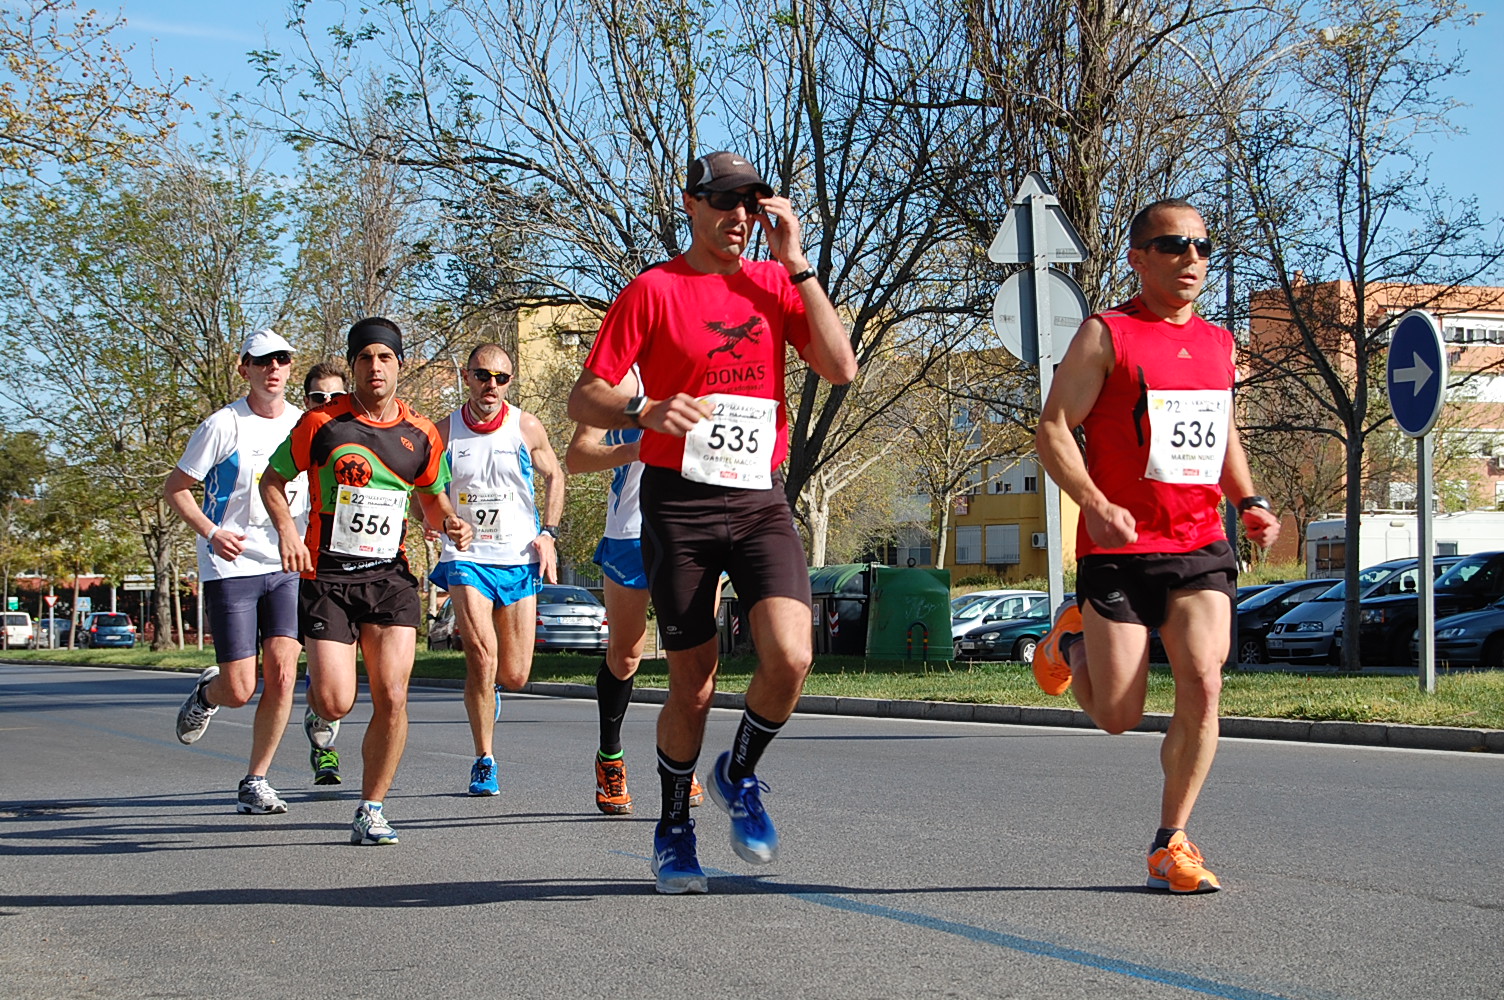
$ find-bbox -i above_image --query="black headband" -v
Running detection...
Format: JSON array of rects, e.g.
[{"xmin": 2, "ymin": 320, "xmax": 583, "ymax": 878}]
[{"xmin": 347, "ymin": 319, "xmax": 404, "ymax": 366}]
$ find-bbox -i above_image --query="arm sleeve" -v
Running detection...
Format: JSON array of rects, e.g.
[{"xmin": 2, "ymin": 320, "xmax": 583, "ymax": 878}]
[{"xmin": 413, "ymin": 421, "xmax": 450, "ymax": 495}]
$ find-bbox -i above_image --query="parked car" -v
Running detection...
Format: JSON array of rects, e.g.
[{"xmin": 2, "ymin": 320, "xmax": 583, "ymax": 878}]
[
  {"xmin": 1410, "ymin": 601, "xmax": 1504, "ymax": 668},
  {"xmin": 950, "ymin": 590, "xmax": 1048, "ymax": 641},
  {"xmin": 535, "ymin": 585, "xmax": 609, "ymax": 653},
  {"xmin": 79, "ymin": 612, "xmax": 136, "ymax": 649},
  {"xmin": 954, "ymin": 595, "xmax": 1074, "ymax": 663},
  {"xmin": 1231, "ymin": 578, "xmax": 1341, "ymax": 663},
  {"xmin": 1264, "ymin": 556, "xmax": 1459, "ymax": 664},
  {"xmin": 2, "ymin": 611, "xmax": 34, "ymax": 649},
  {"xmin": 1148, "ymin": 583, "xmax": 1296, "ymax": 663},
  {"xmin": 1351, "ymin": 550, "xmax": 1504, "ymax": 665},
  {"xmin": 427, "ymin": 598, "xmax": 462, "ymax": 652},
  {"xmin": 32, "ymin": 617, "xmax": 72, "ymax": 648}
]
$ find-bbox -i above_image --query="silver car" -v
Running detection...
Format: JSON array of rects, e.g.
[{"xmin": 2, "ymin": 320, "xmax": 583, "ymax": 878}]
[{"xmin": 535, "ymin": 585, "xmax": 609, "ymax": 653}]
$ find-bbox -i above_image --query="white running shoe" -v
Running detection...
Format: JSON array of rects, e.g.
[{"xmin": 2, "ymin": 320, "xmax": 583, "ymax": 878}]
[
  {"xmin": 351, "ymin": 804, "xmax": 398, "ymax": 846},
  {"xmin": 303, "ymin": 708, "xmax": 339, "ymax": 749},
  {"xmin": 236, "ymin": 777, "xmax": 288, "ymax": 815},
  {"xmin": 175, "ymin": 666, "xmax": 220, "ymax": 744}
]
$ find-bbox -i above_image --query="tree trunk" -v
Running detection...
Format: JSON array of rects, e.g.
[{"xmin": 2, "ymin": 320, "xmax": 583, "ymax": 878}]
[{"xmin": 933, "ymin": 499, "xmax": 952, "ymax": 570}]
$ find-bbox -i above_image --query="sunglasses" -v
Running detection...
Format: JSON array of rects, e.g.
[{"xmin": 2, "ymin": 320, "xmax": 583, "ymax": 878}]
[
  {"xmin": 471, "ymin": 368, "xmax": 513, "ymax": 386},
  {"xmin": 1137, "ymin": 234, "xmax": 1213, "ymax": 258},
  {"xmin": 248, "ymin": 351, "xmax": 293, "ymax": 367},
  {"xmin": 695, "ymin": 190, "xmax": 766, "ymax": 214},
  {"xmin": 306, "ymin": 390, "xmax": 347, "ymax": 405}
]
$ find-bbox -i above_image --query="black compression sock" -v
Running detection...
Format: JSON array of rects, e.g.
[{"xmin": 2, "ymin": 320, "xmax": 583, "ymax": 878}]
[
  {"xmin": 595, "ymin": 660, "xmax": 634, "ymax": 757},
  {"xmin": 727, "ymin": 708, "xmax": 784, "ymax": 782},
  {"xmin": 657, "ymin": 748, "xmax": 698, "ymax": 831},
  {"xmin": 1153, "ymin": 827, "xmax": 1183, "ymax": 852}
]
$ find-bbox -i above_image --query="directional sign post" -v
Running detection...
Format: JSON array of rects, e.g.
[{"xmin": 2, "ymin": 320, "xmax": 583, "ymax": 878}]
[
  {"xmin": 1386, "ymin": 309, "xmax": 1447, "ymax": 693},
  {"xmin": 988, "ymin": 172, "xmax": 1088, "ymax": 614}
]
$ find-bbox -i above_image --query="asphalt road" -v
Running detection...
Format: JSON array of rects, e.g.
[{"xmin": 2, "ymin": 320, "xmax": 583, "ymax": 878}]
[{"xmin": 2, "ymin": 661, "xmax": 1501, "ymax": 1000}]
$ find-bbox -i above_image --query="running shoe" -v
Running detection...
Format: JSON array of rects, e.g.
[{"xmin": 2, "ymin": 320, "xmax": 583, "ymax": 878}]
[
  {"xmin": 303, "ymin": 708, "xmax": 339, "ymax": 750},
  {"xmin": 688, "ymin": 772, "xmax": 705, "ymax": 808},
  {"xmin": 1033, "ymin": 603, "xmax": 1082, "ymax": 696},
  {"xmin": 1147, "ymin": 831, "xmax": 1221, "ymax": 894},
  {"xmin": 236, "ymin": 776, "xmax": 288, "ymax": 815},
  {"xmin": 708, "ymin": 750, "xmax": 778, "ymax": 865},
  {"xmin": 595, "ymin": 755, "xmax": 633, "ymax": 815},
  {"xmin": 175, "ymin": 666, "xmax": 220, "ymax": 744},
  {"xmin": 652, "ymin": 819, "xmax": 708, "ymax": 894},
  {"xmin": 310, "ymin": 746, "xmax": 342, "ymax": 785},
  {"xmin": 350, "ymin": 804, "xmax": 398, "ymax": 846},
  {"xmin": 469, "ymin": 755, "xmax": 500, "ymax": 796}
]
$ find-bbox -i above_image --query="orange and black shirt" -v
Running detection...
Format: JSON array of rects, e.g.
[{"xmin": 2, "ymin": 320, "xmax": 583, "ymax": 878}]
[{"xmin": 268, "ymin": 395, "xmax": 448, "ymax": 580}]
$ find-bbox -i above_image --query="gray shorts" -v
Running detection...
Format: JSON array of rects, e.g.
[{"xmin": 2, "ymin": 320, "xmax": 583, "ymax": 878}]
[{"xmin": 204, "ymin": 573, "xmax": 301, "ymax": 663}]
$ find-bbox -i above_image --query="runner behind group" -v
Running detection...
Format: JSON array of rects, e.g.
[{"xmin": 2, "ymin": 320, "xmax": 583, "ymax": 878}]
[{"xmin": 260, "ymin": 317, "xmax": 473, "ymax": 845}]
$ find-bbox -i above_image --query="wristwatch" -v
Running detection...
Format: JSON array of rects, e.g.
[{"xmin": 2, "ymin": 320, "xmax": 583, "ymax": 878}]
[
  {"xmin": 540, "ymin": 525, "xmax": 560, "ymax": 539},
  {"xmin": 789, "ymin": 266, "xmax": 818, "ymax": 284},
  {"xmin": 624, "ymin": 396, "xmax": 648, "ymax": 427},
  {"xmin": 1237, "ymin": 495, "xmax": 1272, "ymax": 514}
]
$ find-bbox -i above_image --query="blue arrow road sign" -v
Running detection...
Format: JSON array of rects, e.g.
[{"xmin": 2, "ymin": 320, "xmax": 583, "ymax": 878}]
[{"xmin": 1386, "ymin": 310, "xmax": 1447, "ymax": 438}]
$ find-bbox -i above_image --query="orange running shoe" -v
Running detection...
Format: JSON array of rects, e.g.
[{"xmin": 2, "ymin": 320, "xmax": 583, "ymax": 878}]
[
  {"xmin": 1033, "ymin": 603, "xmax": 1082, "ymax": 696},
  {"xmin": 688, "ymin": 772, "xmax": 705, "ymax": 808},
  {"xmin": 1147, "ymin": 831, "xmax": 1222, "ymax": 894},
  {"xmin": 594, "ymin": 756, "xmax": 633, "ymax": 815}
]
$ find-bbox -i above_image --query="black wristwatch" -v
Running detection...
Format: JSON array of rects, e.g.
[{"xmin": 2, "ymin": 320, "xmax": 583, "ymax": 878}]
[
  {"xmin": 1237, "ymin": 495, "xmax": 1272, "ymax": 514},
  {"xmin": 624, "ymin": 396, "xmax": 648, "ymax": 427},
  {"xmin": 789, "ymin": 266, "xmax": 818, "ymax": 285},
  {"xmin": 540, "ymin": 525, "xmax": 560, "ymax": 539}
]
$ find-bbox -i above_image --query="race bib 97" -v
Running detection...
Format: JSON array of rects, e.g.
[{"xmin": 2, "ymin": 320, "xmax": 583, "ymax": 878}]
[
  {"xmin": 330, "ymin": 485, "xmax": 406, "ymax": 558},
  {"xmin": 457, "ymin": 490, "xmax": 516, "ymax": 544},
  {"xmin": 681, "ymin": 393, "xmax": 777, "ymax": 490},
  {"xmin": 1144, "ymin": 389, "xmax": 1231, "ymax": 484}
]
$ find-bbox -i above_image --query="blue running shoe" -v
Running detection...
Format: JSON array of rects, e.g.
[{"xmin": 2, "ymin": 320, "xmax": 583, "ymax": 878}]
[
  {"xmin": 652, "ymin": 819, "xmax": 708, "ymax": 894},
  {"xmin": 468, "ymin": 755, "xmax": 499, "ymax": 796},
  {"xmin": 708, "ymin": 750, "xmax": 778, "ymax": 864}
]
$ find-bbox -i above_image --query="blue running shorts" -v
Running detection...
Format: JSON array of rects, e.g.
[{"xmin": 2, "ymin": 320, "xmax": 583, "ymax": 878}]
[
  {"xmin": 593, "ymin": 536, "xmax": 648, "ymax": 590},
  {"xmin": 204, "ymin": 572, "xmax": 300, "ymax": 663},
  {"xmin": 429, "ymin": 560, "xmax": 542, "ymax": 607}
]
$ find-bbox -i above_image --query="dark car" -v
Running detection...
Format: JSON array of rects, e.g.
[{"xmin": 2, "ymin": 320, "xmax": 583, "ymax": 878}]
[
  {"xmin": 32, "ymin": 617, "xmax": 73, "ymax": 648},
  {"xmin": 954, "ymin": 595, "xmax": 1074, "ymax": 663},
  {"xmin": 427, "ymin": 598, "xmax": 462, "ymax": 651},
  {"xmin": 1409, "ymin": 601, "xmax": 1504, "ymax": 668},
  {"xmin": 1232, "ymin": 578, "xmax": 1340, "ymax": 663},
  {"xmin": 80, "ymin": 612, "xmax": 136, "ymax": 648},
  {"xmin": 1353, "ymin": 550, "xmax": 1504, "ymax": 665},
  {"xmin": 535, "ymin": 585, "xmax": 609, "ymax": 653},
  {"xmin": 1148, "ymin": 583, "xmax": 1294, "ymax": 663}
]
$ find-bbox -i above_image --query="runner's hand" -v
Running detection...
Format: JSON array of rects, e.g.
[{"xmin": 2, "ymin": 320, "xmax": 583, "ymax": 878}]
[
  {"xmin": 534, "ymin": 534, "xmax": 559, "ymax": 584},
  {"xmin": 209, "ymin": 528, "xmax": 247, "ymax": 562},
  {"xmin": 755, "ymin": 196, "xmax": 804, "ymax": 267},
  {"xmin": 641, "ymin": 394, "xmax": 712, "ymax": 437},
  {"xmin": 445, "ymin": 514, "xmax": 473, "ymax": 552},
  {"xmin": 1241, "ymin": 506, "xmax": 1280, "ymax": 550},
  {"xmin": 1084, "ymin": 500, "xmax": 1138, "ymax": 549},
  {"xmin": 279, "ymin": 535, "xmax": 313, "ymax": 574}
]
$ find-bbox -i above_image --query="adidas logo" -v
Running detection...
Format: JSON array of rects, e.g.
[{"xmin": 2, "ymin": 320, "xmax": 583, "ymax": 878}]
[{"xmin": 1178, "ymin": 348, "xmax": 1193, "ymax": 359}]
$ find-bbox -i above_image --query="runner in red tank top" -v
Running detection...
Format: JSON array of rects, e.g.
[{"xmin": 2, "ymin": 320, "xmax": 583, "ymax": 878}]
[{"xmin": 1033, "ymin": 199, "xmax": 1280, "ymax": 894}]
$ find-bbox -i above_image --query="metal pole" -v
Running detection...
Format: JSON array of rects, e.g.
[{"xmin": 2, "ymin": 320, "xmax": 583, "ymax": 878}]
[
  {"xmin": 1223, "ymin": 164, "xmax": 1240, "ymax": 666},
  {"xmin": 1030, "ymin": 193, "xmax": 1066, "ymax": 612},
  {"xmin": 1417, "ymin": 434, "xmax": 1436, "ymax": 692}
]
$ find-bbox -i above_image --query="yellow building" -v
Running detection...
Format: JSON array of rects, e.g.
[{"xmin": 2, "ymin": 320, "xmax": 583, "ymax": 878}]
[{"xmin": 945, "ymin": 457, "xmax": 1080, "ymax": 581}]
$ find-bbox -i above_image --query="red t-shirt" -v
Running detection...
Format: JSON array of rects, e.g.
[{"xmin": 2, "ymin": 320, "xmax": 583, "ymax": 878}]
[
  {"xmin": 1077, "ymin": 297, "xmax": 1236, "ymax": 557},
  {"xmin": 583, "ymin": 256, "xmax": 812, "ymax": 471}
]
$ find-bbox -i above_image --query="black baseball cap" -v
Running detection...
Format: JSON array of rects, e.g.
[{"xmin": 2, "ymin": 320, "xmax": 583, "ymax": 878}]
[{"xmin": 685, "ymin": 151, "xmax": 774, "ymax": 197}]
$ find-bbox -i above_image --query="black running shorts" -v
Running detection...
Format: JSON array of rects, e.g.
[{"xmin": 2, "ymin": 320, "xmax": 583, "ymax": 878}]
[
  {"xmin": 1075, "ymin": 540, "xmax": 1237, "ymax": 629},
  {"xmin": 204, "ymin": 572, "xmax": 300, "ymax": 663},
  {"xmin": 298, "ymin": 571, "xmax": 423, "ymax": 644},
  {"xmin": 639, "ymin": 466, "xmax": 811, "ymax": 651}
]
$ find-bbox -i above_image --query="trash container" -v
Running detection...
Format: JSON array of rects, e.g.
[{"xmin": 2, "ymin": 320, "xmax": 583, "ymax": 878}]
[{"xmin": 808, "ymin": 563, "xmax": 872, "ymax": 655}]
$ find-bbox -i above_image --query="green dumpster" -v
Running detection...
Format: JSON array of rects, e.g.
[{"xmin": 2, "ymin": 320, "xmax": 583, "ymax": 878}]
[{"xmin": 865, "ymin": 567, "xmax": 952, "ymax": 661}]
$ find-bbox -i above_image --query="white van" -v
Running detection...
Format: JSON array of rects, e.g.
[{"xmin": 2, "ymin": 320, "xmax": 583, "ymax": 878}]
[{"xmin": 2, "ymin": 611, "xmax": 34, "ymax": 649}]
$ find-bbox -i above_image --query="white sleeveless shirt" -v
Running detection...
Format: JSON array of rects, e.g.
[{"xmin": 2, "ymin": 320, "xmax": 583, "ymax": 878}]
[{"xmin": 441, "ymin": 405, "xmax": 539, "ymax": 566}]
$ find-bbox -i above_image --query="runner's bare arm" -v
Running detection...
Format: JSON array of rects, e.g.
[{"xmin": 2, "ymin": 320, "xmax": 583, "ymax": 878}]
[
  {"xmin": 521, "ymin": 411, "xmax": 564, "ymax": 584},
  {"xmin": 568, "ymin": 368, "xmax": 709, "ymax": 438},
  {"xmin": 1035, "ymin": 317, "xmax": 1138, "ymax": 549},
  {"xmin": 1219, "ymin": 421, "xmax": 1280, "ymax": 549},
  {"xmin": 259, "ymin": 467, "xmax": 312, "ymax": 573},
  {"xmin": 565, "ymin": 420, "xmax": 640, "ymax": 474},
  {"xmin": 417, "ymin": 490, "xmax": 472, "ymax": 552},
  {"xmin": 164, "ymin": 467, "xmax": 246, "ymax": 561},
  {"xmin": 757, "ymin": 197, "xmax": 856, "ymax": 385}
]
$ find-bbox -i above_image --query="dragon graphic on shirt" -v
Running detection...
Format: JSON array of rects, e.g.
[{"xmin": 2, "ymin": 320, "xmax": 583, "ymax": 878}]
[{"xmin": 704, "ymin": 316, "xmax": 763, "ymax": 359}]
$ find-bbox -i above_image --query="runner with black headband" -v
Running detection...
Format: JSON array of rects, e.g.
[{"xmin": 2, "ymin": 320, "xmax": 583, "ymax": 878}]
[{"xmin": 261, "ymin": 317, "xmax": 473, "ymax": 846}]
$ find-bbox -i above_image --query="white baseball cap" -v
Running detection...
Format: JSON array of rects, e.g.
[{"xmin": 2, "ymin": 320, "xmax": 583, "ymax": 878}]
[{"xmin": 240, "ymin": 329, "xmax": 295, "ymax": 358}]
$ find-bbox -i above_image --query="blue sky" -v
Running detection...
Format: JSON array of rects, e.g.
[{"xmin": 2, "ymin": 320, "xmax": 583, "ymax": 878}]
[{"xmin": 111, "ymin": 0, "xmax": 1504, "ymax": 235}]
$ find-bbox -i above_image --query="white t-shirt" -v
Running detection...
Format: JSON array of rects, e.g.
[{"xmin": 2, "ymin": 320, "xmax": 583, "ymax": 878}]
[{"xmin": 177, "ymin": 397, "xmax": 309, "ymax": 581}]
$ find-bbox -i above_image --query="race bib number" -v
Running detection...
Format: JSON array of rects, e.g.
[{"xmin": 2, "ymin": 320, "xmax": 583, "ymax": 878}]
[
  {"xmin": 330, "ymin": 485, "xmax": 406, "ymax": 558},
  {"xmin": 681, "ymin": 394, "xmax": 776, "ymax": 490},
  {"xmin": 248, "ymin": 471, "xmax": 307, "ymax": 526},
  {"xmin": 457, "ymin": 490, "xmax": 516, "ymax": 545},
  {"xmin": 1144, "ymin": 389, "xmax": 1231, "ymax": 484}
]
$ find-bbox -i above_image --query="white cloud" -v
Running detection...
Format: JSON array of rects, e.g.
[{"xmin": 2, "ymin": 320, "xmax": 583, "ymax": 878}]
[{"xmin": 121, "ymin": 16, "xmax": 260, "ymax": 44}]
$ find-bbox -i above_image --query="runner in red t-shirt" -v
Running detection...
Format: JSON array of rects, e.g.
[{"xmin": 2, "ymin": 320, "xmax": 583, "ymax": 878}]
[
  {"xmin": 1033, "ymin": 199, "xmax": 1280, "ymax": 895},
  {"xmin": 567, "ymin": 151, "xmax": 856, "ymax": 894}
]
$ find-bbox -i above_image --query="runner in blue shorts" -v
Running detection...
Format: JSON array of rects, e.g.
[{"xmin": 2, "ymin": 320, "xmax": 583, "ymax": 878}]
[
  {"xmin": 164, "ymin": 330, "xmax": 341, "ymax": 813},
  {"xmin": 430, "ymin": 343, "xmax": 565, "ymax": 797},
  {"xmin": 566, "ymin": 365, "xmax": 705, "ymax": 816}
]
